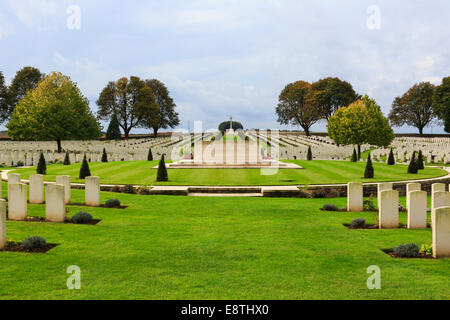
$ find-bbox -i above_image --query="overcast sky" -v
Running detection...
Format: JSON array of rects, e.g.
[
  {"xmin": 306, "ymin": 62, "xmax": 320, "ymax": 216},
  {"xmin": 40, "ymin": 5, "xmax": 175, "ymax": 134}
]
[{"xmin": 0, "ymin": 0, "xmax": 449, "ymax": 134}]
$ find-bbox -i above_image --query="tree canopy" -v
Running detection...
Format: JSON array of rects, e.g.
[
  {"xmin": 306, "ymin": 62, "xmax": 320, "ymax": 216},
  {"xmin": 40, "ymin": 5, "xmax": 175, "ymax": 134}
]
[
  {"xmin": 308, "ymin": 77, "xmax": 359, "ymax": 120},
  {"xmin": 218, "ymin": 120, "xmax": 244, "ymax": 132},
  {"xmin": 3, "ymin": 66, "xmax": 43, "ymax": 123},
  {"xmin": 105, "ymin": 112, "xmax": 122, "ymax": 140},
  {"xmin": 433, "ymin": 77, "xmax": 450, "ymax": 132},
  {"xmin": 144, "ymin": 79, "xmax": 179, "ymax": 137},
  {"xmin": 0, "ymin": 72, "xmax": 7, "ymax": 123},
  {"xmin": 328, "ymin": 95, "xmax": 394, "ymax": 147},
  {"xmin": 7, "ymin": 72, "xmax": 101, "ymax": 152},
  {"xmin": 389, "ymin": 82, "xmax": 436, "ymax": 135},
  {"xmin": 276, "ymin": 80, "xmax": 321, "ymax": 136},
  {"xmin": 97, "ymin": 76, "xmax": 159, "ymax": 139}
]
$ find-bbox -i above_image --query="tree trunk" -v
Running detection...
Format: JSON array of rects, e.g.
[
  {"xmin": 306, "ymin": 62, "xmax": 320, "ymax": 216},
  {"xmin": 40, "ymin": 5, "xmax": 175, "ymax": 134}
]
[
  {"xmin": 418, "ymin": 127, "xmax": 424, "ymax": 135},
  {"xmin": 153, "ymin": 127, "xmax": 158, "ymax": 138},
  {"xmin": 304, "ymin": 127, "xmax": 310, "ymax": 136},
  {"xmin": 56, "ymin": 139, "xmax": 62, "ymax": 153},
  {"xmin": 124, "ymin": 129, "xmax": 130, "ymax": 139},
  {"xmin": 357, "ymin": 145, "xmax": 361, "ymax": 159}
]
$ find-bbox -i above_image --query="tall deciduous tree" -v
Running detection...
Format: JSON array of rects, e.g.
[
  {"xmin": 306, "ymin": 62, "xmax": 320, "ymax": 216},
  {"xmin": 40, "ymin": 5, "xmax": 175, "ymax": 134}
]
[
  {"xmin": 105, "ymin": 112, "xmax": 122, "ymax": 140},
  {"xmin": 4, "ymin": 66, "xmax": 43, "ymax": 123},
  {"xmin": 433, "ymin": 77, "xmax": 450, "ymax": 132},
  {"xmin": 0, "ymin": 72, "xmax": 7, "ymax": 123},
  {"xmin": 309, "ymin": 77, "xmax": 359, "ymax": 120},
  {"xmin": 97, "ymin": 76, "xmax": 159, "ymax": 139},
  {"xmin": 7, "ymin": 72, "xmax": 101, "ymax": 152},
  {"xmin": 328, "ymin": 95, "xmax": 394, "ymax": 148},
  {"xmin": 144, "ymin": 79, "xmax": 179, "ymax": 137},
  {"xmin": 276, "ymin": 81, "xmax": 321, "ymax": 136},
  {"xmin": 389, "ymin": 82, "xmax": 436, "ymax": 135}
]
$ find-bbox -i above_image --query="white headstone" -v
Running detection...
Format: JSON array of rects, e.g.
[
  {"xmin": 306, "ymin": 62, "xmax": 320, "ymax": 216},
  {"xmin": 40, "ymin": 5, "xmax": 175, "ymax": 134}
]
[
  {"xmin": 85, "ymin": 176, "xmax": 100, "ymax": 206},
  {"xmin": 0, "ymin": 199, "xmax": 6, "ymax": 249},
  {"xmin": 29, "ymin": 174, "xmax": 44, "ymax": 204},
  {"xmin": 407, "ymin": 190, "xmax": 427, "ymax": 229},
  {"xmin": 8, "ymin": 183, "xmax": 27, "ymax": 221},
  {"xmin": 432, "ymin": 207, "xmax": 450, "ymax": 258},
  {"xmin": 377, "ymin": 183, "xmax": 393, "ymax": 210},
  {"xmin": 379, "ymin": 190, "xmax": 399, "ymax": 229},
  {"xmin": 56, "ymin": 175, "xmax": 71, "ymax": 204},
  {"xmin": 406, "ymin": 183, "xmax": 421, "ymax": 211},
  {"xmin": 45, "ymin": 184, "xmax": 66, "ymax": 222},
  {"xmin": 347, "ymin": 182, "xmax": 363, "ymax": 212}
]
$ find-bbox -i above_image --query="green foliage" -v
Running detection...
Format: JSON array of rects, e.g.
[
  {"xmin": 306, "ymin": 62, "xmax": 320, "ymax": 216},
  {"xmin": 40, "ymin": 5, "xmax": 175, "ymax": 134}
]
[
  {"xmin": 7, "ymin": 72, "xmax": 101, "ymax": 152},
  {"xmin": 350, "ymin": 218, "xmax": 366, "ymax": 229},
  {"xmin": 0, "ymin": 71, "xmax": 8, "ymax": 124},
  {"xmin": 322, "ymin": 204, "xmax": 338, "ymax": 211},
  {"xmin": 137, "ymin": 186, "xmax": 151, "ymax": 195},
  {"xmin": 328, "ymin": 95, "xmax": 394, "ymax": 147},
  {"xmin": 432, "ymin": 77, "xmax": 450, "ymax": 133},
  {"xmin": 72, "ymin": 211, "xmax": 93, "ymax": 224},
  {"xmin": 394, "ymin": 243, "xmax": 419, "ymax": 258},
  {"xmin": 351, "ymin": 148, "xmax": 357, "ymax": 162},
  {"xmin": 419, "ymin": 244, "xmax": 433, "ymax": 255},
  {"xmin": 144, "ymin": 79, "xmax": 180, "ymax": 137},
  {"xmin": 147, "ymin": 148, "xmax": 153, "ymax": 161},
  {"xmin": 307, "ymin": 146, "xmax": 312, "ymax": 160},
  {"xmin": 101, "ymin": 148, "xmax": 108, "ymax": 162},
  {"xmin": 79, "ymin": 154, "xmax": 91, "ymax": 179},
  {"xmin": 63, "ymin": 152, "xmax": 71, "ymax": 165},
  {"xmin": 389, "ymin": 82, "xmax": 436, "ymax": 135},
  {"xmin": 363, "ymin": 198, "xmax": 377, "ymax": 211},
  {"xmin": 408, "ymin": 152, "xmax": 418, "ymax": 174},
  {"xmin": 276, "ymin": 80, "xmax": 321, "ymax": 136},
  {"xmin": 157, "ymin": 154, "xmax": 168, "ymax": 182},
  {"xmin": 387, "ymin": 149, "xmax": 395, "ymax": 165},
  {"xmin": 36, "ymin": 152, "xmax": 46, "ymax": 174},
  {"xmin": 364, "ymin": 153, "xmax": 374, "ymax": 178},
  {"xmin": 97, "ymin": 76, "xmax": 158, "ymax": 139},
  {"xmin": 104, "ymin": 199, "xmax": 121, "ymax": 207},
  {"xmin": 22, "ymin": 236, "xmax": 47, "ymax": 249},
  {"xmin": 105, "ymin": 112, "xmax": 122, "ymax": 140},
  {"xmin": 122, "ymin": 185, "xmax": 135, "ymax": 194},
  {"xmin": 417, "ymin": 150, "xmax": 424, "ymax": 170},
  {"xmin": 218, "ymin": 120, "xmax": 244, "ymax": 132}
]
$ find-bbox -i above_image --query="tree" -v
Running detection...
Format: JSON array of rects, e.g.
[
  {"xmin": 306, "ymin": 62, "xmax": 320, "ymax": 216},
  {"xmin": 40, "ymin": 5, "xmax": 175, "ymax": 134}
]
[
  {"xmin": 308, "ymin": 77, "xmax": 358, "ymax": 120},
  {"xmin": 156, "ymin": 154, "xmax": 168, "ymax": 182},
  {"xmin": 0, "ymin": 72, "xmax": 7, "ymax": 123},
  {"xmin": 64, "ymin": 152, "xmax": 71, "ymax": 165},
  {"xmin": 144, "ymin": 79, "xmax": 179, "ymax": 137},
  {"xmin": 7, "ymin": 72, "xmax": 102, "ymax": 153},
  {"xmin": 105, "ymin": 112, "xmax": 122, "ymax": 140},
  {"xmin": 351, "ymin": 148, "xmax": 357, "ymax": 162},
  {"xmin": 101, "ymin": 148, "xmax": 108, "ymax": 162},
  {"xmin": 307, "ymin": 146, "xmax": 312, "ymax": 160},
  {"xmin": 276, "ymin": 81, "xmax": 321, "ymax": 136},
  {"xmin": 79, "ymin": 154, "xmax": 91, "ymax": 179},
  {"xmin": 416, "ymin": 150, "xmax": 424, "ymax": 170},
  {"xmin": 364, "ymin": 153, "xmax": 374, "ymax": 179},
  {"xmin": 328, "ymin": 95, "xmax": 394, "ymax": 149},
  {"xmin": 97, "ymin": 76, "xmax": 159, "ymax": 139},
  {"xmin": 36, "ymin": 152, "xmax": 46, "ymax": 174},
  {"xmin": 433, "ymin": 77, "xmax": 450, "ymax": 132},
  {"xmin": 387, "ymin": 149, "xmax": 395, "ymax": 165},
  {"xmin": 218, "ymin": 121, "xmax": 244, "ymax": 133},
  {"xmin": 408, "ymin": 152, "xmax": 418, "ymax": 174},
  {"xmin": 389, "ymin": 82, "xmax": 436, "ymax": 135},
  {"xmin": 3, "ymin": 67, "xmax": 43, "ymax": 123},
  {"xmin": 147, "ymin": 148, "xmax": 153, "ymax": 161}
]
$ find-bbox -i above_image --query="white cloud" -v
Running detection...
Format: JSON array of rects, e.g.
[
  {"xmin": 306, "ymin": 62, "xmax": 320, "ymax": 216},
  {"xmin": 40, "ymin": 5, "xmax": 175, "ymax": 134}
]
[{"xmin": 3, "ymin": 0, "xmax": 63, "ymax": 29}]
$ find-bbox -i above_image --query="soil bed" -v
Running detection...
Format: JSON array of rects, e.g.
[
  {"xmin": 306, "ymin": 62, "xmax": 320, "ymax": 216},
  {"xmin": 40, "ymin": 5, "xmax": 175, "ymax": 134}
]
[{"xmin": 0, "ymin": 242, "xmax": 57, "ymax": 254}]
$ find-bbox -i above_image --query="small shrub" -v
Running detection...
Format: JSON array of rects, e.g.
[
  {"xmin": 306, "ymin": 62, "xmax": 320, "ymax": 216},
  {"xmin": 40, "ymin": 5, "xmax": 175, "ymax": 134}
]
[
  {"xmin": 408, "ymin": 152, "xmax": 418, "ymax": 174},
  {"xmin": 147, "ymin": 148, "xmax": 153, "ymax": 161},
  {"xmin": 325, "ymin": 189, "xmax": 340, "ymax": 198},
  {"xmin": 101, "ymin": 148, "xmax": 108, "ymax": 162},
  {"xmin": 72, "ymin": 211, "xmax": 93, "ymax": 224},
  {"xmin": 351, "ymin": 148, "xmax": 357, "ymax": 162},
  {"xmin": 22, "ymin": 236, "xmax": 47, "ymax": 249},
  {"xmin": 298, "ymin": 189, "xmax": 312, "ymax": 198},
  {"xmin": 350, "ymin": 218, "xmax": 366, "ymax": 228},
  {"xmin": 419, "ymin": 244, "xmax": 433, "ymax": 255},
  {"xmin": 137, "ymin": 186, "xmax": 151, "ymax": 195},
  {"xmin": 111, "ymin": 185, "xmax": 121, "ymax": 193},
  {"xmin": 36, "ymin": 152, "xmax": 46, "ymax": 174},
  {"xmin": 322, "ymin": 204, "xmax": 338, "ymax": 211},
  {"xmin": 307, "ymin": 146, "xmax": 312, "ymax": 161},
  {"xmin": 312, "ymin": 188, "xmax": 326, "ymax": 198},
  {"xmin": 121, "ymin": 185, "xmax": 135, "ymax": 194},
  {"xmin": 416, "ymin": 150, "xmax": 424, "ymax": 170},
  {"xmin": 157, "ymin": 154, "xmax": 168, "ymax": 182},
  {"xmin": 364, "ymin": 153, "xmax": 374, "ymax": 178},
  {"xmin": 394, "ymin": 243, "xmax": 419, "ymax": 258},
  {"xmin": 16, "ymin": 160, "xmax": 24, "ymax": 167},
  {"xmin": 79, "ymin": 154, "xmax": 91, "ymax": 179},
  {"xmin": 363, "ymin": 198, "xmax": 377, "ymax": 211},
  {"xmin": 64, "ymin": 152, "xmax": 71, "ymax": 165},
  {"xmin": 105, "ymin": 199, "xmax": 121, "ymax": 207},
  {"xmin": 387, "ymin": 149, "xmax": 395, "ymax": 165}
]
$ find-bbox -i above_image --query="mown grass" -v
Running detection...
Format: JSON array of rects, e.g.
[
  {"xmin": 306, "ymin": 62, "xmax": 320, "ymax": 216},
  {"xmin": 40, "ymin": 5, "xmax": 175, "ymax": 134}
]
[
  {"xmin": 0, "ymin": 184, "xmax": 448, "ymax": 300},
  {"xmin": 8, "ymin": 160, "xmax": 447, "ymax": 186}
]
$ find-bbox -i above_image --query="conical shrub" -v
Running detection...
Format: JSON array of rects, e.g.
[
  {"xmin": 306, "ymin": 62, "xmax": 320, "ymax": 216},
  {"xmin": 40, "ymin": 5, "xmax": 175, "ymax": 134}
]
[
  {"xmin": 101, "ymin": 148, "xmax": 108, "ymax": 162},
  {"xmin": 156, "ymin": 154, "xmax": 168, "ymax": 182},
  {"xmin": 79, "ymin": 154, "xmax": 91, "ymax": 179},
  {"xmin": 63, "ymin": 151, "xmax": 71, "ymax": 165},
  {"xmin": 387, "ymin": 149, "xmax": 395, "ymax": 165},
  {"xmin": 36, "ymin": 152, "xmax": 46, "ymax": 174},
  {"xmin": 416, "ymin": 150, "xmax": 424, "ymax": 170},
  {"xmin": 351, "ymin": 148, "xmax": 357, "ymax": 162},
  {"xmin": 408, "ymin": 152, "xmax": 418, "ymax": 174},
  {"xmin": 364, "ymin": 153, "xmax": 374, "ymax": 179},
  {"xmin": 147, "ymin": 148, "xmax": 153, "ymax": 161},
  {"xmin": 307, "ymin": 146, "xmax": 312, "ymax": 161}
]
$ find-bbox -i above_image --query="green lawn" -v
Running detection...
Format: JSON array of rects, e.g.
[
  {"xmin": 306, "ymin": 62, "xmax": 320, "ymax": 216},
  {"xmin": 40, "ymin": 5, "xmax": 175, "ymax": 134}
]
[
  {"xmin": 0, "ymin": 185, "xmax": 448, "ymax": 300},
  {"xmin": 8, "ymin": 160, "xmax": 447, "ymax": 186}
]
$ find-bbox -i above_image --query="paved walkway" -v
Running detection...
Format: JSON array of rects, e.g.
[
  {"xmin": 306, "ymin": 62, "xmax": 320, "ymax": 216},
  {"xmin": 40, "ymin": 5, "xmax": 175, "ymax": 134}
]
[{"xmin": 2, "ymin": 166, "xmax": 449, "ymax": 197}]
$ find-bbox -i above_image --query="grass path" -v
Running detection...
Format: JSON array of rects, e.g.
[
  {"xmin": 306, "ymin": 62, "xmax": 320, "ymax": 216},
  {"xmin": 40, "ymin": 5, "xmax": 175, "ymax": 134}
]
[
  {"xmin": 8, "ymin": 160, "xmax": 447, "ymax": 186},
  {"xmin": 0, "ymin": 184, "xmax": 448, "ymax": 300}
]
